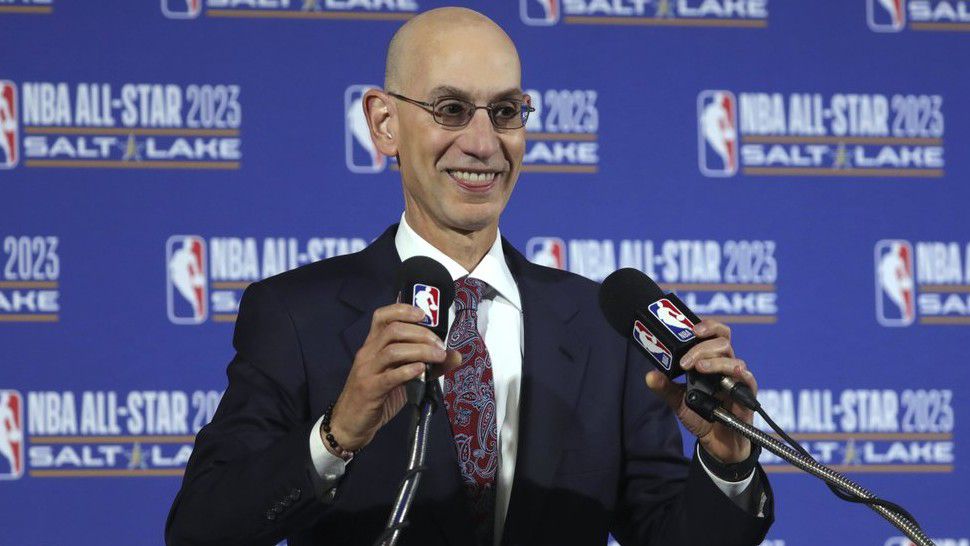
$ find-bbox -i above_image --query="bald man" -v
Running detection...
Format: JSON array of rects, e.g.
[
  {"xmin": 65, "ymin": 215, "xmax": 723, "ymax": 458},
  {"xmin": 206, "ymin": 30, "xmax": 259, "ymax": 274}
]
[{"xmin": 166, "ymin": 8, "xmax": 773, "ymax": 546}]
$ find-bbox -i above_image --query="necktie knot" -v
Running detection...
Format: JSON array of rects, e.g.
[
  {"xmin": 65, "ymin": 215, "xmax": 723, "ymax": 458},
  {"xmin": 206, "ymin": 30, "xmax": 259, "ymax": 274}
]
[{"xmin": 454, "ymin": 276, "xmax": 488, "ymax": 313}]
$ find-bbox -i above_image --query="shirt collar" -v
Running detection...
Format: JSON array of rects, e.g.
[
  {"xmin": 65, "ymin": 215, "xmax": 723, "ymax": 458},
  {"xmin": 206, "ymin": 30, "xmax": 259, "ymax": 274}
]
[{"xmin": 395, "ymin": 213, "xmax": 521, "ymax": 311}]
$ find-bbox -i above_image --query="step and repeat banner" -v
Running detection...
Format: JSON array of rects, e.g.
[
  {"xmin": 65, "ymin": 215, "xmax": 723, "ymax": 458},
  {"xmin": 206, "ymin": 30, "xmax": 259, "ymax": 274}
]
[{"xmin": 1, "ymin": 1, "xmax": 967, "ymax": 544}]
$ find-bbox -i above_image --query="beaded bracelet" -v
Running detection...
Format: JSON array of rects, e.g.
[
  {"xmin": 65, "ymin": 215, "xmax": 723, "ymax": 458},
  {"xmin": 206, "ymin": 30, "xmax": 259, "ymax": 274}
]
[{"xmin": 321, "ymin": 402, "xmax": 355, "ymax": 461}]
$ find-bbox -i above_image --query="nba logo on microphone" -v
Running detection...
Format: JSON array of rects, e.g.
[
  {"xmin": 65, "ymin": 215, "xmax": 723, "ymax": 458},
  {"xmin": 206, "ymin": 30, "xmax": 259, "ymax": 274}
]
[
  {"xmin": 345, "ymin": 84, "xmax": 387, "ymax": 174},
  {"xmin": 648, "ymin": 299, "xmax": 697, "ymax": 342},
  {"xmin": 167, "ymin": 235, "xmax": 208, "ymax": 325},
  {"xmin": 526, "ymin": 237, "xmax": 566, "ymax": 270},
  {"xmin": 697, "ymin": 90, "xmax": 738, "ymax": 177},
  {"xmin": 867, "ymin": 0, "xmax": 906, "ymax": 32},
  {"xmin": 520, "ymin": 0, "xmax": 560, "ymax": 26},
  {"xmin": 413, "ymin": 284, "xmax": 440, "ymax": 327},
  {"xmin": 0, "ymin": 390, "xmax": 24, "ymax": 480},
  {"xmin": 875, "ymin": 240, "xmax": 916, "ymax": 326},
  {"xmin": 0, "ymin": 81, "xmax": 18, "ymax": 170},
  {"xmin": 161, "ymin": 0, "xmax": 202, "ymax": 19},
  {"xmin": 633, "ymin": 320, "xmax": 673, "ymax": 371}
]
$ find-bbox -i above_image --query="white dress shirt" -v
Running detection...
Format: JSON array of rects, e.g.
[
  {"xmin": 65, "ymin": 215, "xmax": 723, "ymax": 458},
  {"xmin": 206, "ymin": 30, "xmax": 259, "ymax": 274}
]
[{"xmin": 308, "ymin": 214, "xmax": 759, "ymax": 544}]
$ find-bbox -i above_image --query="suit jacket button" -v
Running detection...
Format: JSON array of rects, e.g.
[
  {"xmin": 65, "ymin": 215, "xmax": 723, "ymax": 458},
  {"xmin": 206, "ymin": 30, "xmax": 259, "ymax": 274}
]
[
  {"xmin": 265, "ymin": 509, "xmax": 277, "ymax": 521},
  {"xmin": 289, "ymin": 488, "xmax": 302, "ymax": 501}
]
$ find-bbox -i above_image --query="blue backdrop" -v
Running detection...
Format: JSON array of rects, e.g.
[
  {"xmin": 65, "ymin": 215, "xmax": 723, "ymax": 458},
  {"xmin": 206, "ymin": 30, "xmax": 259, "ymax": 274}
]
[{"xmin": 1, "ymin": 1, "xmax": 966, "ymax": 544}]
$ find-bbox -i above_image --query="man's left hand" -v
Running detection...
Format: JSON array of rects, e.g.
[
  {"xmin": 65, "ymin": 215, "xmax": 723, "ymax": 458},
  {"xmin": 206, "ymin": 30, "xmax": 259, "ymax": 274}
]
[{"xmin": 645, "ymin": 319, "xmax": 758, "ymax": 464}]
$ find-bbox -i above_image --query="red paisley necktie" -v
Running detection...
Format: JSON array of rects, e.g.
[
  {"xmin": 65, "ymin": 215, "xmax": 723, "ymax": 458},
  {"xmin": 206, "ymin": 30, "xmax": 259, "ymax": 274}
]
[{"xmin": 444, "ymin": 276, "xmax": 498, "ymax": 546}]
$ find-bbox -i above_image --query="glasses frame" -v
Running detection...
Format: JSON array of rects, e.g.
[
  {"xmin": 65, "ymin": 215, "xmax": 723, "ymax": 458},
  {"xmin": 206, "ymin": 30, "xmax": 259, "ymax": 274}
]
[{"xmin": 387, "ymin": 92, "xmax": 535, "ymax": 130}]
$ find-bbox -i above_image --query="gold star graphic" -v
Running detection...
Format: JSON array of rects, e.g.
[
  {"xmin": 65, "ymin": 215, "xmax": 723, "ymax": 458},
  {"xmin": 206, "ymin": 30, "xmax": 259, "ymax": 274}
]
[
  {"xmin": 121, "ymin": 134, "xmax": 143, "ymax": 162},
  {"xmin": 841, "ymin": 438, "xmax": 860, "ymax": 466},
  {"xmin": 655, "ymin": 0, "xmax": 675, "ymax": 18},
  {"xmin": 126, "ymin": 442, "xmax": 149, "ymax": 470},
  {"xmin": 832, "ymin": 142, "xmax": 852, "ymax": 169}
]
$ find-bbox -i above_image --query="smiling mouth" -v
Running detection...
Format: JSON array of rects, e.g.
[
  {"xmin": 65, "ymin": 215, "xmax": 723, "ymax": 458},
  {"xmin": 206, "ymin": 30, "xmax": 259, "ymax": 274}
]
[{"xmin": 446, "ymin": 169, "xmax": 502, "ymax": 192}]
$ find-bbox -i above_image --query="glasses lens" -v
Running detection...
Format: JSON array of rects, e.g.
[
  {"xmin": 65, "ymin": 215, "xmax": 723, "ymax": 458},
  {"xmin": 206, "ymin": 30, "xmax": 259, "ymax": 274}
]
[
  {"xmin": 433, "ymin": 98, "xmax": 474, "ymax": 127},
  {"xmin": 490, "ymin": 100, "xmax": 526, "ymax": 129}
]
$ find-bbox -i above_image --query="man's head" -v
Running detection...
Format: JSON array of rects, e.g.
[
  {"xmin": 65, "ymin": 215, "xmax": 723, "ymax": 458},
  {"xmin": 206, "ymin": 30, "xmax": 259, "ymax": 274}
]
[{"xmin": 363, "ymin": 8, "xmax": 526, "ymax": 239}]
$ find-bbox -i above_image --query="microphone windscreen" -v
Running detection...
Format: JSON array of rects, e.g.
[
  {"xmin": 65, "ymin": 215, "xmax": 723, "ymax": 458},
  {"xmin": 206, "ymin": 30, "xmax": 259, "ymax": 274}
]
[
  {"xmin": 599, "ymin": 268, "xmax": 664, "ymax": 336},
  {"xmin": 397, "ymin": 256, "xmax": 455, "ymax": 339},
  {"xmin": 398, "ymin": 256, "xmax": 455, "ymax": 302}
]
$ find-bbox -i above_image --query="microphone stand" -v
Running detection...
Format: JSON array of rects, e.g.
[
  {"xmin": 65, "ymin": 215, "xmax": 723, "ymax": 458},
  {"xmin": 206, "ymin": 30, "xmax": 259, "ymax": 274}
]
[
  {"xmin": 374, "ymin": 376, "xmax": 442, "ymax": 546},
  {"xmin": 684, "ymin": 387, "xmax": 936, "ymax": 546}
]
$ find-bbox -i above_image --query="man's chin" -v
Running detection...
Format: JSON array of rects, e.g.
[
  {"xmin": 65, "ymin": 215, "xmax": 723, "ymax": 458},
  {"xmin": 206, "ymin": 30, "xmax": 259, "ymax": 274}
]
[{"xmin": 445, "ymin": 206, "xmax": 502, "ymax": 235}]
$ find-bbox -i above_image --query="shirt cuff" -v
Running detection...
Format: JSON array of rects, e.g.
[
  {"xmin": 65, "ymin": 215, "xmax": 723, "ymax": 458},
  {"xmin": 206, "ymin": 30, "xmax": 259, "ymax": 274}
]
[
  {"xmin": 696, "ymin": 444, "xmax": 765, "ymax": 517},
  {"xmin": 309, "ymin": 412, "xmax": 349, "ymax": 485},
  {"xmin": 697, "ymin": 445, "xmax": 755, "ymax": 496}
]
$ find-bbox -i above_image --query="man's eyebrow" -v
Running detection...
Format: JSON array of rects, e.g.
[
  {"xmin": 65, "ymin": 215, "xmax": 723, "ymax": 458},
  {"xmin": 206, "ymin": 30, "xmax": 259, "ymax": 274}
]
[
  {"xmin": 428, "ymin": 86, "xmax": 471, "ymax": 99},
  {"xmin": 492, "ymin": 88, "xmax": 525, "ymax": 100},
  {"xmin": 428, "ymin": 86, "xmax": 525, "ymax": 100}
]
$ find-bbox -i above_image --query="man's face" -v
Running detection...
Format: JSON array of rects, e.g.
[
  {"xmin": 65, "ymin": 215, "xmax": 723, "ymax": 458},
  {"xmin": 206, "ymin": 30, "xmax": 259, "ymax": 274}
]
[{"xmin": 394, "ymin": 26, "xmax": 525, "ymax": 235}]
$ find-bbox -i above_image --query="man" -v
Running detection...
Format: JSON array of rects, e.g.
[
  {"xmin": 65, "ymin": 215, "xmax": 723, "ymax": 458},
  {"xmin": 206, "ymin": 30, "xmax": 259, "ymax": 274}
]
[{"xmin": 166, "ymin": 7, "xmax": 773, "ymax": 545}]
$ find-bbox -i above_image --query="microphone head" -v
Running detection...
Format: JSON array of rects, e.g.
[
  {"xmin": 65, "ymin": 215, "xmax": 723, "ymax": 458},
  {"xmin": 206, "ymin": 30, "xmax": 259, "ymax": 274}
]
[
  {"xmin": 397, "ymin": 256, "xmax": 455, "ymax": 339},
  {"xmin": 599, "ymin": 268, "xmax": 664, "ymax": 337}
]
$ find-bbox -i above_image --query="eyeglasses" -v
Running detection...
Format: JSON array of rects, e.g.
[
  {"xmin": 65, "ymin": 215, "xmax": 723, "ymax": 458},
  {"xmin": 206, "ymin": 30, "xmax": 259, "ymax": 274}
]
[{"xmin": 388, "ymin": 92, "xmax": 534, "ymax": 130}]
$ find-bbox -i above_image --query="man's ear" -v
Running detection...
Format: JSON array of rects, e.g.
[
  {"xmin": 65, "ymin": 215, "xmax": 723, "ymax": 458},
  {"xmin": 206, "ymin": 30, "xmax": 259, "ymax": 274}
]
[{"xmin": 363, "ymin": 89, "xmax": 399, "ymax": 157}]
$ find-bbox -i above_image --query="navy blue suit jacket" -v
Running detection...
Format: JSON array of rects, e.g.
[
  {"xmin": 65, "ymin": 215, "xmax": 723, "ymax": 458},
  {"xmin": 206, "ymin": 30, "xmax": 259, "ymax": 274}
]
[{"xmin": 166, "ymin": 225, "xmax": 773, "ymax": 545}]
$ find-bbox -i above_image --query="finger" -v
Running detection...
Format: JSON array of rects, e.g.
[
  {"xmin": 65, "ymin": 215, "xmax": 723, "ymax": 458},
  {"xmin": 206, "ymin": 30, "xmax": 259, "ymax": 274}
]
[
  {"xmin": 737, "ymin": 366, "xmax": 758, "ymax": 396},
  {"xmin": 428, "ymin": 349, "xmax": 463, "ymax": 380},
  {"xmin": 370, "ymin": 304, "xmax": 427, "ymax": 334},
  {"xmin": 645, "ymin": 371, "xmax": 685, "ymax": 410},
  {"xmin": 715, "ymin": 362, "xmax": 759, "ymax": 417},
  {"xmin": 693, "ymin": 319, "xmax": 730, "ymax": 340},
  {"xmin": 376, "ymin": 342, "xmax": 448, "ymax": 372},
  {"xmin": 688, "ymin": 356, "xmax": 748, "ymax": 377},
  {"xmin": 377, "ymin": 362, "xmax": 426, "ymax": 394},
  {"xmin": 680, "ymin": 337, "xmax": 734, "ymax": 369},
  {"xmin": 377, "ymin": 321, "xmax": 447, "ymax": 351},
  {"xmin": 723, "ymin": 360, "xmax": 758, "ymax": 396}
]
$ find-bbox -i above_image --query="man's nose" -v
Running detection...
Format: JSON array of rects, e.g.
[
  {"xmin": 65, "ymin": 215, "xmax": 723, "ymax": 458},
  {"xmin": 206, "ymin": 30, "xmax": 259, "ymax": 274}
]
[{"xmin": 457, "ymin": 108, "xmax": 501, "ymax": 161}]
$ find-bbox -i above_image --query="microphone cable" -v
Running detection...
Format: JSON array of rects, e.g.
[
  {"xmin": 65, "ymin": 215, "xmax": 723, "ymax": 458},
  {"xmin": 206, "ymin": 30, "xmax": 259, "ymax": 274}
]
[{"xmin": 749, "ymin": 398, "xmax": 921, "ymax": 526}]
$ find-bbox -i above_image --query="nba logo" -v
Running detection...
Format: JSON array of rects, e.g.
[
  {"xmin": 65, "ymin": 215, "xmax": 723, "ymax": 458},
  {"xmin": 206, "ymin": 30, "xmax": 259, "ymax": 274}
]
[
  {"xmin": 162, "ymin": 0, "xmax": 203, "ymax": 19},
  {"xmin": 0, "ymin": 390, "xmax": 24, "ymax": 480},
  {"xmin": 345, "ymin": 84, "xmax": 386, "ymax": 174},
  {"xmin": 521, "ymin": 0, "xmax": 560, "ymax": 26},
  {"xmin": 697, "ymin": 90, "xmax": 738, "ymax": 177},
  {"xmin": 0, "ymin": 81, "xmax": 18, "ymax": 169},
  {"xmin": 526, "ymin": 237, "xmax": 566, "ymax": 270},
  {"xmin": 633, "ymin": 320, "xmax": 673, "ymax": 371},
  {"xmin": 867, "ymin": 0, "xmax": 905, "ymax": 32},
  {"xmin": 167, "ymin": 235, "xmax": 208, "ymax": 325},
  {"xmin": 413, "ymin": 284, "xmax": 440, "ymax": 327},
  {"xmin": 875, "ymin": 240, "xmax": 915, "ymax": 326},
  {"xmin": 648, "ymin": 298, "xmax": 697, "ymax": 342}
]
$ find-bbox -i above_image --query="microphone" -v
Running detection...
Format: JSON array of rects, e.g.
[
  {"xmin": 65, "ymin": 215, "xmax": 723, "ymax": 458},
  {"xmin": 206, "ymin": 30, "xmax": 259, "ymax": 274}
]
[
  {"xmin": 377, "ymin": 257, "xmax": 456, "ymax": 546},
  {"xmin": 598, "ymin": 268, "xmax": 759, "ymax": 410},
  {"xmin": 396, "ymin": 256, "xmax": 455, "ymax": 405}
]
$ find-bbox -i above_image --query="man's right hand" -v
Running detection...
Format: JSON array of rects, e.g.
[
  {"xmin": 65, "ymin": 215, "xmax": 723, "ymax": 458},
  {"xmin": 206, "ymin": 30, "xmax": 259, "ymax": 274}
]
[{"xmin": 326, "ymin": 303, "xmax": 461, "ymax": 452}]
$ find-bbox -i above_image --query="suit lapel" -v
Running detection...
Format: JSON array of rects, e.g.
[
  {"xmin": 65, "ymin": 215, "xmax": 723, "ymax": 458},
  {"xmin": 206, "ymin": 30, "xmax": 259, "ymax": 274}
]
[
  {"xmin": 502, "ymin": 243, "xmax": 591, "ymax": 546},
  {"xmin": 338, "ymin": 225, "xmax": 400, "ymax": 360},
  {"xmin": 336, "ymin": 224, "xmax": 473, "ymax": 544}
]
